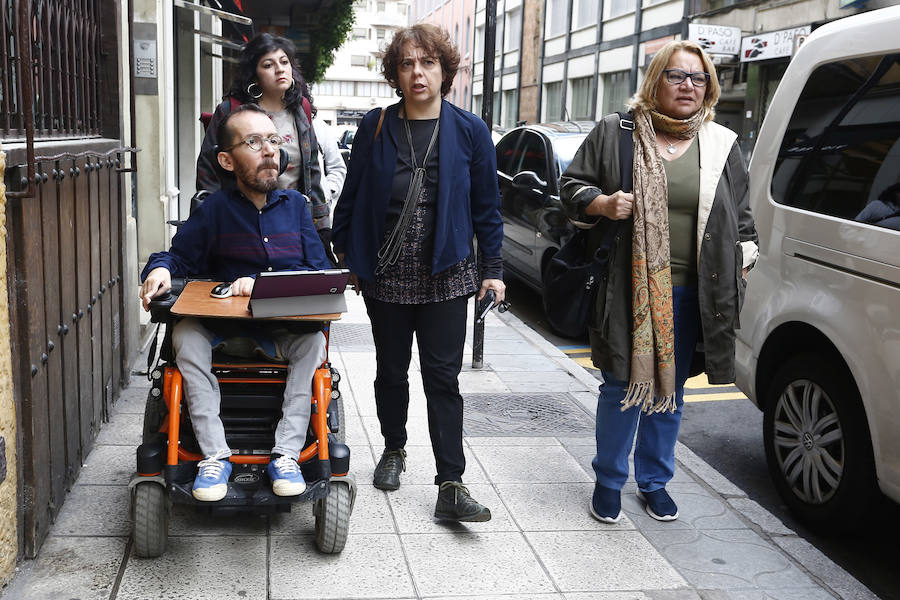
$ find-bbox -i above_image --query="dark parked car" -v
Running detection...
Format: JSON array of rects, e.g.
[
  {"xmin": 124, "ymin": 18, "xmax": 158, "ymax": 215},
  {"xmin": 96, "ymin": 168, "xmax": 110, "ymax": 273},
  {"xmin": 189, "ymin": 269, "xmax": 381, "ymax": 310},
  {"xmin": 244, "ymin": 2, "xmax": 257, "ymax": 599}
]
[{"xmin": 496, "ymin": 122, "xmax": 594, "ymax": 296}]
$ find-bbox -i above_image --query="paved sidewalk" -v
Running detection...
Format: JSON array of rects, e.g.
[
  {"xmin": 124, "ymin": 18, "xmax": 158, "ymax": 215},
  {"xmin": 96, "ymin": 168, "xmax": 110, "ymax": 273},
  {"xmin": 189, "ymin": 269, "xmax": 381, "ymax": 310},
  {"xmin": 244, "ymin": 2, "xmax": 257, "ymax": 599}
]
[{"xmin": 1, "ymin": 293, "xmax": 878, "ymax": 600}]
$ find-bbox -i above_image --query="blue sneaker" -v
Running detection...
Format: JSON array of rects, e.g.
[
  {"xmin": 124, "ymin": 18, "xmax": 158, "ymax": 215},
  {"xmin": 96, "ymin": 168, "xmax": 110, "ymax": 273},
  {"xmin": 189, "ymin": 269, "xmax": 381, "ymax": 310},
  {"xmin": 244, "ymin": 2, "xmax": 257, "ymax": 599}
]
[
  {"xmin": 192, "ymin": 451, "xmax": 232, "ymax": 502},
  {"xmin": 590, "ymin": 483, "xmax": 622, "ymax": 524},
  {"xmin": 268, "ymin": 455, "xmax": 306, "ymax": 496},
  {"xmin": 641, "ymin": 488, "xmax": 679, "ymax": 521}
]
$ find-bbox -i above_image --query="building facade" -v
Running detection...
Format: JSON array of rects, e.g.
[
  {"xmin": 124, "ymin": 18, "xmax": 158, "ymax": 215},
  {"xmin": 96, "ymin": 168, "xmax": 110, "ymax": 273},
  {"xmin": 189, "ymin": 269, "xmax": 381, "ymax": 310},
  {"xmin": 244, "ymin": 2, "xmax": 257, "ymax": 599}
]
[{"xmin": 313, "ymin": 0, "xmax": 410, "ymax": 126}]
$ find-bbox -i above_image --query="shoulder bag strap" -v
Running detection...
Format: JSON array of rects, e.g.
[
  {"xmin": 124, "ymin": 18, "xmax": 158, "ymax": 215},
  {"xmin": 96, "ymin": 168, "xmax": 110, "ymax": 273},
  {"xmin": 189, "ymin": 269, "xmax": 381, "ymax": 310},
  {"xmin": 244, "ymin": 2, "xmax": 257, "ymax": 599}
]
[
  {"xmin": 373, "ymin": 108, "xmax": 386, "ymax": 142},
  {"xmin": 598, "ymin": 111, "xmax": 635, "ymax": 248}
]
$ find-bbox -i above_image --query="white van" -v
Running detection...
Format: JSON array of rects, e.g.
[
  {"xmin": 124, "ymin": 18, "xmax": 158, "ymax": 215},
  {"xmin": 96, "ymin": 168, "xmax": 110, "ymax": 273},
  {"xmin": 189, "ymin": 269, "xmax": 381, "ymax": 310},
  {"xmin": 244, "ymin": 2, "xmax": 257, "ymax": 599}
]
[{"xmin": 736, "ymin": 5, "xmax": 900, "ymax": 528}]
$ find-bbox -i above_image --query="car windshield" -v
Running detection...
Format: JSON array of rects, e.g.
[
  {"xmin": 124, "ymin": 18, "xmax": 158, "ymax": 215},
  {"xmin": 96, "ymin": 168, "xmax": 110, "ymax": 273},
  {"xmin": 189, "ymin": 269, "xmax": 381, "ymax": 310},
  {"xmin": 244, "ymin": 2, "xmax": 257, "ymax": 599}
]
[{"xmin": 553, "ymin": 135, "xmax": 588, "ymax": 174}]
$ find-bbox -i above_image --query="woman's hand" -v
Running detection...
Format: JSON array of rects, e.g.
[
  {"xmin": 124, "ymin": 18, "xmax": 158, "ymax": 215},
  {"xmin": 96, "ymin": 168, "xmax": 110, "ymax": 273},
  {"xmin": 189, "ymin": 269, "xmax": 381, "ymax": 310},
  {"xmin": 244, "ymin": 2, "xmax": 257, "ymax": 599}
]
[
  {"xmin": 586, "ymin": 191, "xmax": 634, "ymax": 220},
  {"xmin": 231, "ymin": 276, "xmax": 256, "ymax": 296},
  {"xmin": 478, "ymin": 278, "xmax": 506, "ymax": 304}
]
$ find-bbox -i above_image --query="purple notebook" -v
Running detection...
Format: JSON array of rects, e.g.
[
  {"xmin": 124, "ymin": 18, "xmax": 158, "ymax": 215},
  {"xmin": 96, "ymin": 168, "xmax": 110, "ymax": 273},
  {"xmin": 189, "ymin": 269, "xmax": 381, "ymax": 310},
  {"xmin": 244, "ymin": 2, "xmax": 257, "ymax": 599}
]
[{"xmin": 249, "ymin": 269, "xmax": 350, "ymax": 317}]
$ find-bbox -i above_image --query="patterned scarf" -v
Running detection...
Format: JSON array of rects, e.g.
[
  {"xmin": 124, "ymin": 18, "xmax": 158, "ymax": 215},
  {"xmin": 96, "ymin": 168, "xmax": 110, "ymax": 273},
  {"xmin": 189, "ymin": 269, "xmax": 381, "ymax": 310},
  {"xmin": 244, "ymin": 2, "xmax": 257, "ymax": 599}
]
[{"xmin": 624, "ymin": 108, "xmax": 707, "ymax": 413}]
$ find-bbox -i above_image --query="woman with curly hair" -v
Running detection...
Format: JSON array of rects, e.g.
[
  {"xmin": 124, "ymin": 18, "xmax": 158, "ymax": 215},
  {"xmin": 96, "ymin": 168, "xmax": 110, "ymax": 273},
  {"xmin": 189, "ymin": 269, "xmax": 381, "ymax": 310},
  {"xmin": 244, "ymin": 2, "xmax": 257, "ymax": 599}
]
[{"xmin": 332, "ymin": 24, "xmax": 505, "ymax": 522}]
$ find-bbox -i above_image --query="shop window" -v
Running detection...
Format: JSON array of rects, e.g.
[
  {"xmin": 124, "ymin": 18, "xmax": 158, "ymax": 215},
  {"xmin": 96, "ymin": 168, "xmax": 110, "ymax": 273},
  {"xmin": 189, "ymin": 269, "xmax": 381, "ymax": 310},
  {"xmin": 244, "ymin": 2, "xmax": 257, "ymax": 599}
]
[{"xmin": 772, "ymin": 53, "xmax": 900, "ymax": 230}]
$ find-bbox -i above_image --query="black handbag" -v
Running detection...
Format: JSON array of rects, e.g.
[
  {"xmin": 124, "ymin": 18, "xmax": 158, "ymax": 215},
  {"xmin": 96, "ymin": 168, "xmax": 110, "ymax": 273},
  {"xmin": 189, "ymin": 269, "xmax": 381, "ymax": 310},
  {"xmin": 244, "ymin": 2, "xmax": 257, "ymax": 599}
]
[{"xmin": 543, "ymin": 112, "xmax": 634, "ymax": 338}]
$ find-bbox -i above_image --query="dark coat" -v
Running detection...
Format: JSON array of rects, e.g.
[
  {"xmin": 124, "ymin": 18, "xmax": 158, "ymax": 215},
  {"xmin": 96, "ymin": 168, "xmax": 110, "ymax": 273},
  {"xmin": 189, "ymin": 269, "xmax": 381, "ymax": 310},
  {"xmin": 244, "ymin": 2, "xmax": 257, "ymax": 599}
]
[
  {"xmin": 331, "ymin": 101, "xmax": 503, "ymax": 282},
  {"xmin": 560, "ymin": 113, "xmax": 758, "ymax": 384},
  {"xmin": 196, "ymin": 98, "xmax": 327, "ymax": 230}
]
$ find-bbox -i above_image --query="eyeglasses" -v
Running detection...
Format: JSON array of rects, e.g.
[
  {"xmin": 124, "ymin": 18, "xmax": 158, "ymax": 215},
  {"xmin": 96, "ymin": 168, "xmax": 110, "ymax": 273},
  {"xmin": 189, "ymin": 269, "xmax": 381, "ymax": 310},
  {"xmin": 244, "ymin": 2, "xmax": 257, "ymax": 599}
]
[
  {"xmin": 662, "ymin": 69, "xmax": 711, "ymax": 87},
  {"xmin": 223, "ymin": 134, "xmax": 284, "ymax": 152}
]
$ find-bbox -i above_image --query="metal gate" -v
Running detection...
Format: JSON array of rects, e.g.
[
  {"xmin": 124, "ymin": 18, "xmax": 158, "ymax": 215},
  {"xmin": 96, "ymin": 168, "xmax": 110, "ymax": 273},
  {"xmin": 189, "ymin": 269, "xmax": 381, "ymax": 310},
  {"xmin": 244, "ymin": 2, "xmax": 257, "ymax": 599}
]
[{"xmin": 2, "ymin": 0, "xmax": 133, "ymax": 556}]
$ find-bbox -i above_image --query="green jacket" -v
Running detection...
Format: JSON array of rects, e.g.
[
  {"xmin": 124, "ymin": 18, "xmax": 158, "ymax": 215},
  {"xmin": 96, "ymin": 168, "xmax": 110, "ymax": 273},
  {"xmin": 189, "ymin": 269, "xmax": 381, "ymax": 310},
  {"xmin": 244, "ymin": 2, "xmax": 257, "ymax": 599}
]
[{"xmin": 559, "ymin": 113, "xmax": 758, "ymax": 384}]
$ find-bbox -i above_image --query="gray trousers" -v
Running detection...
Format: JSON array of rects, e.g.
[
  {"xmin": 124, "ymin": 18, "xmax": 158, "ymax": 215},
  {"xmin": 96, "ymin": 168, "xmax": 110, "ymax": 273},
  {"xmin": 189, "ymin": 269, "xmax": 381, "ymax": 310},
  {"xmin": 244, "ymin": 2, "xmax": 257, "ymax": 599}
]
[{"xmin": 172, "ymin": 318, "xmax": 327, "ymax": 459}]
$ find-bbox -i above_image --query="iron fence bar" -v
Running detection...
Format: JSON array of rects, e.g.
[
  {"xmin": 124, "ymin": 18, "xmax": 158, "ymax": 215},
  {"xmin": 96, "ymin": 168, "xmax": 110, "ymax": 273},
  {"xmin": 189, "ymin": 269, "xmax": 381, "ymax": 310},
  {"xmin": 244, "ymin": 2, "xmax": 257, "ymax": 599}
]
[
  {"xmin": 0, "ymin": 0, "xmax": 10, "ymax": 132},
  {"xmin": 10, "ymin": 0, "xmax": 35, "ymax": 199}
]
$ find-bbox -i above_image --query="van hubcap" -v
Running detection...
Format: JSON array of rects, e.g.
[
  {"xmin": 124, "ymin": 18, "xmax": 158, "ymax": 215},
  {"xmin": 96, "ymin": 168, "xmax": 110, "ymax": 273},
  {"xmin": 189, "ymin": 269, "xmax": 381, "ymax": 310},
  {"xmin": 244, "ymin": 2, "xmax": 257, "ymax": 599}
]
[{"xmin": 772, "ymin": 379, "xmax": 844, "ymax": 505}]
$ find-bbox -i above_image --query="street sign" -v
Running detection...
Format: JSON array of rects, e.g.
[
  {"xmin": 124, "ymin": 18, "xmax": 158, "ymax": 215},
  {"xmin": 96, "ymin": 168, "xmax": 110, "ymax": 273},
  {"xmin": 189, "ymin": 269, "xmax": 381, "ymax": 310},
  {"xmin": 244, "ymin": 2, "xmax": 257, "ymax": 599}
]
[
  {"xmin": 689, "ymin": 24, "xmax": 741, "ymax": 56},
  {"xmin": 740, "ymin": 26, "xmax": 811, "ymax": 62}
]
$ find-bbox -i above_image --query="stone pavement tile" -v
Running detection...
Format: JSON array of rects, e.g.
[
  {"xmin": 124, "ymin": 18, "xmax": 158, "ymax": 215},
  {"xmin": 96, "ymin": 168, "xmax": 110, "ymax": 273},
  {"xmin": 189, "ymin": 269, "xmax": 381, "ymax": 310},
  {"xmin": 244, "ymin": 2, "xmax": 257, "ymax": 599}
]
[
  {"xmin": 0, "ymin": 536, "xmax": 126, "ymax": 600},
  {"xmin": 565, "ymin": 592, "xmax": 702, "ymax": 600},
  {"xmin": 402, "ymin": 531, "xmax": 556, "ymax": 596},
  {"xmin": 564, "ymin": 443, "xmax": 597, "ymax": 477},
  {"xmin": 397, "ymin": 445, "xmax": 488, "ymax": 484},
  {"xmin": 95, "ymin": 412, "xmax": 142, "ymax": 445},
  {"xmin": 496, "ymin": 482, "xmax": 636, "ymax": 532},
  {"xmin": 77, "ymin": 444, "xmax": 136, "ymax": 485},
  {"xmin": 526, "ymin": 530, "xmax": 688, "ymax": 592},
  {"xmin": 641, "ymin": 529, "xmax": 820, "ymax": 591},
  {"xmin": 431, "ymin": 595, "xmax": 563, "ymax": 600},
  {"xmin": 168, "ymin": 503, "xmax": 267, "ymax": 536},
  {"xmin": 387, "ymin": 483, "xmax": 516, "ymax": 533},
  {"xmin": 349, "ymin": 444, "xmax": 377, "ymax": 483},
  {"xmin": 480, "ymin": 339, "xmax": 547, "ymax": 355},
  {"xmin": 50, "ymin": 484, "xmax": 131, "ymax": 536},
  {"xmin": 466, "ymin": 436, "xmax": 563, "ymax": 446},
  {"xmin": 270, "ymin": 534, "xmax": 415, "ymax": 599},
  {"xmin": 270, "ymin": 482, "xmax": 395, "ymax": 535},
  {"xmin": 706, "ymin": 590, "xmax": 837, "ymax": 600},
  {"xmin": 362, "ymin": 415, "xmax": 434, "ymax": 446},
  {"xmin": 471, "ymin": 445, "xmax": 593, "ymax": 484},
  {"xmin": 495, "ymin": 370, "xmax": 590, "ymax": 393},
  {"xmin": 486, "ymin": 354, "xmax": 571, "ymax": 372},
  {"xmin": 343, "ymin": 412, "xmax": 372, "ymax": 445},
  {"xmin": 773, "ymin": 536, "xmax": 880, "ymax": 600},
  {"xmin": 620, "ymin": 483, "xmax": 747, "ymax": 531},
  {"xmin": 458, "ymin": 368, "xmax": 510, "ymax": 393},
  {"xmin": 467, "ymin": 322, "xmax": 525, "ymax": 341},
  {"xmin": 674, "ymin": 443, "xmax": 745, "ymax": 498},
  {"xmin": 118, "ymin": 536, "xmax": 266, "ymax": 600},
  {"xmin": 114, "ymin": 381, "xmax": 152, "ymax": 415}
]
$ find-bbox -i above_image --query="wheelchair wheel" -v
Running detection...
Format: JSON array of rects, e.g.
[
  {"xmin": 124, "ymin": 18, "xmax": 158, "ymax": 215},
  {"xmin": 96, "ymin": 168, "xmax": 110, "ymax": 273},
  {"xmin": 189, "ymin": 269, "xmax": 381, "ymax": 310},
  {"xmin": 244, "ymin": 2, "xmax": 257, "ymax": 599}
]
[
  {"xmin": 133, "ymin": 482, "xmax": 169, "ymax": 557},
  {"xmin": 314, "ymin": 480, "xmax": 351, "ymax": 553},
  {"xmin": 330, "ymin": 392, "xmax": 346, "ymax": 444}
]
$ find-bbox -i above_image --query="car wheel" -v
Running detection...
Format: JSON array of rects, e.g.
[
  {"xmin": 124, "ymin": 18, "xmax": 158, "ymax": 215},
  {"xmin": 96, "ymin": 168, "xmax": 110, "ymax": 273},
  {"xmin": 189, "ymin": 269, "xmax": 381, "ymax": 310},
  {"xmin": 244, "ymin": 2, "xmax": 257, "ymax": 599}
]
[{"xmin": 763, "ymin": 353, "xmax": 875, "ymax": 530}]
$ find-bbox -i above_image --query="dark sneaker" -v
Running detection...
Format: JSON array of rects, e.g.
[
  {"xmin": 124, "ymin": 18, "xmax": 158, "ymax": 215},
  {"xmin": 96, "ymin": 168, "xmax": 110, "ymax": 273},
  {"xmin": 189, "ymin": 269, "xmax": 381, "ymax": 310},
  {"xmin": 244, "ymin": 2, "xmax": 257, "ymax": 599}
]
[
  {"xmin": 434, "ymin": 481, "xmax": 492, "ymax": 522},
  {"xmin": 589, "ymin": 483, "xmax": 622, "ymax": 524},
  {"xmin": 373, "ymin": 448, "xmax": 407, "ymax": 491},
  {"xmin": 641, "ymin": 488, "xmax": 679, "ymax": 521}
]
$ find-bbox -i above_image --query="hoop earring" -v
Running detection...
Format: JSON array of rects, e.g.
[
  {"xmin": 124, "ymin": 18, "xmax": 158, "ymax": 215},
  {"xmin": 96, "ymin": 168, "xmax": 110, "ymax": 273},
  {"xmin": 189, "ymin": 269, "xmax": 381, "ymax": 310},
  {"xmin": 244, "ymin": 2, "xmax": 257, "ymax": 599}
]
[
  {"xmin": 395, "ymin": 88, "xmax": 403, "ymax": 98},
  {"xmin": 247, "ymin": 82, "xmax": 263, "ymax": 99}
]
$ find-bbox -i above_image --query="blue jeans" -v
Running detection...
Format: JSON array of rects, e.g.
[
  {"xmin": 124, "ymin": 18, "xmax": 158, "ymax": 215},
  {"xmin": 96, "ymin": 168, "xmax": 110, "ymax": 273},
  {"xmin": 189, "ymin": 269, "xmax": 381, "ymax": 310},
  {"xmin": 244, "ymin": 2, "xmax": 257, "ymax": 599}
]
[{"xmin": 592, "ymin": 285, "xmax": 702, "ymax": 493}]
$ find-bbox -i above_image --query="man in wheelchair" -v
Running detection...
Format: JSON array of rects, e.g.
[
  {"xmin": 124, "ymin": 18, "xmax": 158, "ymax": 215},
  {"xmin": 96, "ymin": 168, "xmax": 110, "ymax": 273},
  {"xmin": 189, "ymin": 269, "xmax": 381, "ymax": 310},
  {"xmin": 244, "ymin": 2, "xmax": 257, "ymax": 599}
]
[{"xmin": 140, "ymin": 104, "xmax": 332, "ymax": 502}]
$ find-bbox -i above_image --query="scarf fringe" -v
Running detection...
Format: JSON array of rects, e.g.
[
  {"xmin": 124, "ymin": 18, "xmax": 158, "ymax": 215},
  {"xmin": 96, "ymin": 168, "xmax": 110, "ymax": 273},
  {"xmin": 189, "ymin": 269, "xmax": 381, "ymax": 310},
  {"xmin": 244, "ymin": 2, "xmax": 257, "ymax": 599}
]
[{"xmin": 621, "ymin": 381, "xmax": 677, "ymax": 414}]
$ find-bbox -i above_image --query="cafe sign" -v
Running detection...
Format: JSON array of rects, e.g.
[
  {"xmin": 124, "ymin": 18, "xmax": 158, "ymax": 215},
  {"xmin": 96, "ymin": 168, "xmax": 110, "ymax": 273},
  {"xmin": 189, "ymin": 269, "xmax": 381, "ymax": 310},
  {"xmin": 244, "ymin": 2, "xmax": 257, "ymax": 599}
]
[
  {"xmin": 740, "ymin": 26, "xmax": 811, "ymax": 62},
  {"xmin": 689, "ymin": 24, "xmax": 741, "ymax": 56}
]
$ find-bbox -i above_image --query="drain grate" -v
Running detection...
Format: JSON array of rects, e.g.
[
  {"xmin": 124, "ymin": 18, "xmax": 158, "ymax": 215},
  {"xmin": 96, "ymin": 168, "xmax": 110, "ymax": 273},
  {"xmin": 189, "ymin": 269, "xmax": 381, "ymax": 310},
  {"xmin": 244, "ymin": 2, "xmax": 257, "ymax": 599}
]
[
  {"xmin": 329, "ymin": 323, "xmax": 375, "ymax": 349},
  {"xmin": 463, "ymin": 393, "xmax": 594, "ymax": 436}
]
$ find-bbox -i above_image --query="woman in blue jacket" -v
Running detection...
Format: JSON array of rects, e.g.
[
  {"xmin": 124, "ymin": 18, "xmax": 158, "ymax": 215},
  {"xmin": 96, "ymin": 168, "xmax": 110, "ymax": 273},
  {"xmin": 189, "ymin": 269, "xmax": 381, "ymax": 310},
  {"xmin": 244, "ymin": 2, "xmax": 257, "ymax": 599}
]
[{"xmin": 332, "ymin": 24, "xmax": 505, "ymax": 522}]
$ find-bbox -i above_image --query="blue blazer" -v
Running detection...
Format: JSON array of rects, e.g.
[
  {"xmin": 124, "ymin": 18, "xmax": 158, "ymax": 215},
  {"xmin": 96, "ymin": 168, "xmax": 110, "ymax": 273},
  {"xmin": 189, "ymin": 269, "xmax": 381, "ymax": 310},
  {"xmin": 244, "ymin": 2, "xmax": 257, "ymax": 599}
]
[{"xmin": 332, "ymin": 100, "xmax": 502, "ymax": 282}]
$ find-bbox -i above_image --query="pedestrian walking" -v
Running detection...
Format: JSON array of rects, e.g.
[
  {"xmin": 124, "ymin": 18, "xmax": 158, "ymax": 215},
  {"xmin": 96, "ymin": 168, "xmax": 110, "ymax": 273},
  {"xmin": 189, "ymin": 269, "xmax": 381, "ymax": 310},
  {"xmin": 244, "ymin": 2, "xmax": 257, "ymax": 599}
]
[
  {"xmin": 559, "ymin": 40, "xmax": 758, "ymax": 523},
  {"xmin": 332, "ymin": 23, "xmax": 505, "ymax": 522},
  {"xmin": 196, "ymin": 33, "xmax": 330, "ymax": 253}
]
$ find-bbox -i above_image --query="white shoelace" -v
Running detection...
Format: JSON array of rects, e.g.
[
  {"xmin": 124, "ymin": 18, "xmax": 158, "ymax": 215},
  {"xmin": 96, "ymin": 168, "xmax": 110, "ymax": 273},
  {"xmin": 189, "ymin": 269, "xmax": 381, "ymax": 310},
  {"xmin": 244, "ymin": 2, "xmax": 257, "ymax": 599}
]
[
  {"xmin": 272, "ymin": 455, "xmax": 300, "ymax": 475},
  {"xmin": 197, "ymin": 450, "xmax": 230, "ymax": 480}
]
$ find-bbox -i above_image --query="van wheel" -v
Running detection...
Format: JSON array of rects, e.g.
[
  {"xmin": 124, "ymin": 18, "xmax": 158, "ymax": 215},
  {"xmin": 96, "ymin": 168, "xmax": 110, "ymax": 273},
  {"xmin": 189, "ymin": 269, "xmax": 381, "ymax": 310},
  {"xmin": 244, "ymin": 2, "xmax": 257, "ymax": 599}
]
[
  {"xmin": 133, "ymin": 482, "xmax": 169, "ymax": 557},
  {"xmin": 763, "ymin": 353, "xmax": 875, "ymax": 530},
  {"xmin": 314, "ymin": 481, "xmax": 351, "ymax": 553}
]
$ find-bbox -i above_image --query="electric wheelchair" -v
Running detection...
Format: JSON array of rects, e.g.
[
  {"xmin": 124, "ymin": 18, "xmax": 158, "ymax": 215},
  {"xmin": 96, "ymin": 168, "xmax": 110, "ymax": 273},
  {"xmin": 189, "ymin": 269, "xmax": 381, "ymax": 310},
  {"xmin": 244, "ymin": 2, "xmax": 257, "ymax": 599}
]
[{"xmin": 129, "ymin": 277, "xmax": 354, "ymax": 557}]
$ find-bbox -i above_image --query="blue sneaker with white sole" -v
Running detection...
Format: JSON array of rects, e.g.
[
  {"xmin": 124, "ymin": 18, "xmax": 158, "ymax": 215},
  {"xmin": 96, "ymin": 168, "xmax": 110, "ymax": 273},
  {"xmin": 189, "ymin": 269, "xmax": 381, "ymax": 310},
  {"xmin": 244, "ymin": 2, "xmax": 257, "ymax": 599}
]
[
  {"xmin": 267, "ymin": 455, "xmax": 306, "ymax": 496},
  {"xmin": 590, "ymin": 483, "xmax": 622, "ymax": 524},
  {"xmin": 192, "ymin": 451, "xmax": 233, "ymax": 502},
  {"xmin": 641, "ymin": 488, "xmax": 679, "ymax": 521}
]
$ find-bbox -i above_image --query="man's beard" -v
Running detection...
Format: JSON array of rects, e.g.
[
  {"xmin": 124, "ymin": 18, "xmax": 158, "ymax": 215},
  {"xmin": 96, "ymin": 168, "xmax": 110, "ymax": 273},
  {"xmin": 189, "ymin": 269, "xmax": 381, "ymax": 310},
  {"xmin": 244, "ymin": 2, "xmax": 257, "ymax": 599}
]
[{"xmin": 235, "ymin": 159, "xmax": 279, "ymax": 193}]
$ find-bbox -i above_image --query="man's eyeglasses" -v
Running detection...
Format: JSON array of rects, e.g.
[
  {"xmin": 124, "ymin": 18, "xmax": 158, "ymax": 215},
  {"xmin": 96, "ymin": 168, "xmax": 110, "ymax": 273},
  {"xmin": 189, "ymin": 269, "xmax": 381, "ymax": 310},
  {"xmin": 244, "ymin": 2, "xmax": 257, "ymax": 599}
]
[
  {"xmin": 223, "ymin": 134, "xmax": 284, "ymax": 152},
  {"xmin": 662, "ymin": 69, "xmax": 711, "ymax": 87}
]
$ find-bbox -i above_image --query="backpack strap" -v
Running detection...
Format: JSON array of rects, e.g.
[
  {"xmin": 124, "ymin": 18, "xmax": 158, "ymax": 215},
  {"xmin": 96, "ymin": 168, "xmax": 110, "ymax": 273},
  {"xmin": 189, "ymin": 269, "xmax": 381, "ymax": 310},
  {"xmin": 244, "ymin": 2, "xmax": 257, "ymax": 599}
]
[
  {"xmin": 616, "ymin": 111, "xmax": 634, "ymax": 193},
  {"xmin": 374, "ymin": 108, "xmax": 386, "ymax": 142}
]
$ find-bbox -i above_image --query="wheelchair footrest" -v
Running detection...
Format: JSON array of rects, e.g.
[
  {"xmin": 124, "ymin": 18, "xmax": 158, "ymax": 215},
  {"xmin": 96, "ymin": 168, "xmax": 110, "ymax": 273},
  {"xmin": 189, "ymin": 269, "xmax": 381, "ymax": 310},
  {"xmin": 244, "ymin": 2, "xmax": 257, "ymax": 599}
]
[{"xmin": 167, "ymin": 476, "xmax": 329, "ymax": 507}]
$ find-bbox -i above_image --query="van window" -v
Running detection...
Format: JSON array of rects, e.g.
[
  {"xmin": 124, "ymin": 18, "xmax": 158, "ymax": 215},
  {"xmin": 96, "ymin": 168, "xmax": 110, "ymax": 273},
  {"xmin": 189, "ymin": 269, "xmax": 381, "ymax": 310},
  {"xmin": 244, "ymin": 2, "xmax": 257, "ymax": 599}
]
[{"xmin": 771, "ymin": 53, "xmax": 900, "ymax": 230}]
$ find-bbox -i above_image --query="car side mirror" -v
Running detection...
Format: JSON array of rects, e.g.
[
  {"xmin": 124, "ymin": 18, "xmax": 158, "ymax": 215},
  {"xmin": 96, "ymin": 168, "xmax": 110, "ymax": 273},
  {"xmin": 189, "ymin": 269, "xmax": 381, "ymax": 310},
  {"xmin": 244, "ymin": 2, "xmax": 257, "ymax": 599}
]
[{"xmin": 512, "ymin": 171, "xmax": 547, "ymax": 191}]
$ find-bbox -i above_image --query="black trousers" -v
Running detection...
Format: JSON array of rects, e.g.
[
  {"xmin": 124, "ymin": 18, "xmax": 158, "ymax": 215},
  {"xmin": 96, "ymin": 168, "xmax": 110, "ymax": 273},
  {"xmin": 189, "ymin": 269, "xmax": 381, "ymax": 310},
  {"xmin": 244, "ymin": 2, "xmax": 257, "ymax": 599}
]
[{"xmin": 364, "ymin": 295, "xmax": 468, "ymax": 484}]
